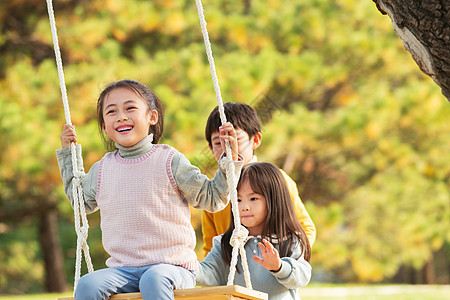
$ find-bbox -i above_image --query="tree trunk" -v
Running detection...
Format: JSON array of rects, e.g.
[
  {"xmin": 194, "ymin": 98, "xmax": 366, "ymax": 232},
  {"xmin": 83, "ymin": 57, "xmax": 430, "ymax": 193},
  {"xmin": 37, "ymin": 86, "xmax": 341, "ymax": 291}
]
[
  {"xmin": 39, "ymin": 208, "xmax": 67, "ymax": 293},
  {"xmin": 372, "ymin": 0, "xmax": 450, "ymax": 101},
  {"xmin": 424, "ymin": 255, "xmax": 436, "ymax": 284}
]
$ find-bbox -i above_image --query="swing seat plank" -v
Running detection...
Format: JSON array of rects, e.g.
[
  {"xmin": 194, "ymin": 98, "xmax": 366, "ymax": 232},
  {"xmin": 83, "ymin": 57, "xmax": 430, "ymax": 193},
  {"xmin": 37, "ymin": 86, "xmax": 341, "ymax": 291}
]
[{"xmin": 57, "ymin": 285, "xmax": 268, "ymax": 300}]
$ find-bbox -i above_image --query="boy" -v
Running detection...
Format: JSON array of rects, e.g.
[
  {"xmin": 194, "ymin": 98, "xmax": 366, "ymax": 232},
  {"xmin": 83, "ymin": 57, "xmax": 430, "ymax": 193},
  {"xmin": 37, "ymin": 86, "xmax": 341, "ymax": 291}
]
[{"xmin": 202, "ymin": 102, "xmax": 316, "ymax": 256}]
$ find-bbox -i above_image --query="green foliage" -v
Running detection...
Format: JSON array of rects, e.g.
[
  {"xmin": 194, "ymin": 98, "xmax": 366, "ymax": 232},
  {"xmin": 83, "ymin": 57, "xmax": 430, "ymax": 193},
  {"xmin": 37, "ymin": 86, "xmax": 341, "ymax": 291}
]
[
  {"xmin": 0, "ymin": 226, "xmax": 43, "ymax": 293},
  {"xmin": 0, "ymin": 0, "xmax": 448, "ymax": 294}
]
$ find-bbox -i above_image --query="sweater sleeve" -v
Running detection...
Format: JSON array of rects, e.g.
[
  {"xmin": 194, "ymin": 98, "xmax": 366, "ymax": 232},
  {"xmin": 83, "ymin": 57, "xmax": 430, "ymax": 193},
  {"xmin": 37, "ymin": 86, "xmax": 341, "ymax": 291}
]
[
  {"xmin": 197, "ymin": 236, "xmax": 229, "ymax": 286},
  {"xmin": 201, "ymin": 210, "xmax": 218, "ymax": 257},
  {"xmin": 56, "ymin": 145, "xmax": 99, "ymax": 213},
  {"xmin": 269, "ymin": 240, "xmax": 312, "ymax": 289},
  {"xmin": 172, "ymin": 152, "xmax": 242, "ymax": 213},
  {"xmin": 279, "ymin": 169, "xmax": 316, "ymax": 247},
  {"xmin": 201, "ymin": 205, "xmax": 231, "ymax": 257}
]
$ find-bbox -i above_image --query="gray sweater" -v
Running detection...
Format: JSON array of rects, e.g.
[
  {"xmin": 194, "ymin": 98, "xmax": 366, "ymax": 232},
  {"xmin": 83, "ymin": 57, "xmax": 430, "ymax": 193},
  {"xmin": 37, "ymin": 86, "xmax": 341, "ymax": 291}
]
[
  {"xmin": 197, "ymin": 235, "xmax": 311, "ymax": 300},
  {"xmin": 56, "ymin": 134, "xmax": 242, "ymax": 214}
]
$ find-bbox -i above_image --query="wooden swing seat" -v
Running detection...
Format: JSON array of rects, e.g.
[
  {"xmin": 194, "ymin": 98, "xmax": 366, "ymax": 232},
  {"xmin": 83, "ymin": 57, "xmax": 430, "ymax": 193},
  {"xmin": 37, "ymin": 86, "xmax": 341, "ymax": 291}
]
[{"xmin": 57, "ymin": 285, "xmax": 268, "ymax": 300}]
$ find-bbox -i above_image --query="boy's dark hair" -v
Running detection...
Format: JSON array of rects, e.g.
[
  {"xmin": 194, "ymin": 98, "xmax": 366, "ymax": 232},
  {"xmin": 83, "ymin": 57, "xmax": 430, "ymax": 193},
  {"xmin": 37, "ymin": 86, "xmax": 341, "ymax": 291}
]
[
  {"xmin": 205, "ymin": 102, "xmax": 261, "ymax": 147},
  {"xmin": 221, "ymin": 162, "xmax": 311, "ymax": 270},
  {"xmin": 97, "ymin": 79, "xmax": 164, "ymax": 151}
]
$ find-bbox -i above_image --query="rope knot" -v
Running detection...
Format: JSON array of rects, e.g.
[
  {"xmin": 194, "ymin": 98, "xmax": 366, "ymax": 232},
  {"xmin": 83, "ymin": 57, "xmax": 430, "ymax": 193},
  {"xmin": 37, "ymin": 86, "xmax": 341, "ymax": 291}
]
[
  {"xmin": 230, "ymin": 225, "xmax": 249, "ymax": 248},
  {"xmin": 76, "ymin": 225, "xmax": 89, "ymax": 241},
  {"xmin": 74, "ymin": 169, "xmax": 84, "ymax": 178},
  {"xmin": 219, "ymin": 155, "xmax": 232, "ymax": 170},
  {"xmin": 72, "ymin": 177, "xmax": 82, "ymax": 188},
  {"xmin": 72, "ymin": 168, "xmax": 85, "ymax": 189}
]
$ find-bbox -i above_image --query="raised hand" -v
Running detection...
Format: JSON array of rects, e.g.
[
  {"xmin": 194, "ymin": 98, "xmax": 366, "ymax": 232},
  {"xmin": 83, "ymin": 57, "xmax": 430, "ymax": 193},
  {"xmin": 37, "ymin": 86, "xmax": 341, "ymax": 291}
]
[
  {"xmin": 60, "ymin": 124, "xmax": 77, "ymax": 148},
  {"xmin": 252, "ymin": 239, "xmax": 282, "ymax": 272},
  {"xmin": 218, "ymin": 122, "xmax": 239, "ymax": 161}
]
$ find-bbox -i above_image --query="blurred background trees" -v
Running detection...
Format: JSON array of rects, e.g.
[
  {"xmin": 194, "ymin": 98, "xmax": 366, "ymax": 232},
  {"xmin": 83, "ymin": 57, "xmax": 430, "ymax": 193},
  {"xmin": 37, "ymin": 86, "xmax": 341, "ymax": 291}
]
[{"xmin": 0, "ymin": 0, "xmax": 448, "ymax": 294}]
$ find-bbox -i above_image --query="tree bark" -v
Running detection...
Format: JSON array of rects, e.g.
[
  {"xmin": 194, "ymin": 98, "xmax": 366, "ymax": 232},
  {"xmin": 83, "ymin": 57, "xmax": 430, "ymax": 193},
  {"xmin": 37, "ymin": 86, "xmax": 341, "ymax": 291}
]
[
  {"xmin": 372, "ymin": 0, "xmax": 450, "ymax": 101},
  {"xmin": 39, "ymin": 208, "xmax": 67, "ymax": 293},
  {"xmin": 424, "ymin": 254, "xmax": 436, "ymax": 284}
]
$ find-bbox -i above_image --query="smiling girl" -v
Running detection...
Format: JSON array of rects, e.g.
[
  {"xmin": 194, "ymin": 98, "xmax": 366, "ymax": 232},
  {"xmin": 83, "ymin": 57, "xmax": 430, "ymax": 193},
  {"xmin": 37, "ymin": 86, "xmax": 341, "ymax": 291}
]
[
  {"xmin": 196, "ymin": 162, "xmax": 312, "ymax": 300},
  {"xmin": 57, "ymin": 79, "xmax": 242, "ymax": 300}
]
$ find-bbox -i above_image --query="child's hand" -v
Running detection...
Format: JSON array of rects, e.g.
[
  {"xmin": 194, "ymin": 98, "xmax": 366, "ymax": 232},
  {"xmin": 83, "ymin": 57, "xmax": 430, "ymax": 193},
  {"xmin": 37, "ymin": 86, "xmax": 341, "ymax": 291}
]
[
  {"xmin": 219, "ymin": 122, "xmax": 238, "ymax": 161},
  {"xmin": 253, "ymin": 239, "xmax": 282, "ymax": 272},
  {"xmin": 60, "ymin": 124, "xmax": 77, "ymax": 148}
]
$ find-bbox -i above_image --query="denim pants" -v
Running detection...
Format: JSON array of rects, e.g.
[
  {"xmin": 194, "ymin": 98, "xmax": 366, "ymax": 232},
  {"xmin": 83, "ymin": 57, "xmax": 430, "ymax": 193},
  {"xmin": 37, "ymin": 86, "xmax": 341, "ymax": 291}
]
[{"xmin": 74, "ymin": 263, "xmax": 195, "ymax": 300}]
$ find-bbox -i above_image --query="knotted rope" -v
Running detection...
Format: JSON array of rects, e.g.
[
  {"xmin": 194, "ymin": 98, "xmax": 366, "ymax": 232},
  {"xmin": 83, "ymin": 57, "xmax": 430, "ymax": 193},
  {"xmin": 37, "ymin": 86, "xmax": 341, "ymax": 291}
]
[
  {"xmin": 46, "ymin": 0, "xmax": 94, "ymax": 290},
  {"xmin": 195, "ymin": 0, "xmax": 252, "ymax": 289}
]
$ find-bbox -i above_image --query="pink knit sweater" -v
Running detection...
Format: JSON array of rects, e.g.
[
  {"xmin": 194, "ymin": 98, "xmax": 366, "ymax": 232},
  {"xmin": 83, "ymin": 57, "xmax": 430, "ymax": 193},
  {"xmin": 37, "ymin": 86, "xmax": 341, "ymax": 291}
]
[{"xmin": 96, "ymin": 144, "xmax": 197, "ymax": 270}]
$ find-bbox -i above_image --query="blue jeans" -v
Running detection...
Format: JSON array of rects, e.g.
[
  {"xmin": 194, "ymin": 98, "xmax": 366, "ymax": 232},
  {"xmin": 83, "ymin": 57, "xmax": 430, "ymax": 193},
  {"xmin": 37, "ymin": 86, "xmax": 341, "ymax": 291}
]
[{"xmin": 74, "ymin": 263, "xmax": 195, "ymax": 300}]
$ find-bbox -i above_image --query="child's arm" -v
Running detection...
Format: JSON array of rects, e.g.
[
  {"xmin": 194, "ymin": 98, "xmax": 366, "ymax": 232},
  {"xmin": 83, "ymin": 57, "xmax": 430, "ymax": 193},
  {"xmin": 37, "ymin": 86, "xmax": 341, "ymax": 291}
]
[
  {"xmin": 201, "ymin": 210, "xmax": 218, "ymax": 256},
  {"xmin": 172, "ymin": 122, "xmax": 242, "ymax": 212},
  {"xmin": 201, "ymin": 207, "xmax": 230, "ymax": 256},
  {"xmin": 172, "ymin": 152, "xmax": 242, "ymax": 212},
  {"xmin": 254, "ymin": 239, "xmax": 311, "ymax": 289},
  {"xmin": 280, "ymin": 169, "xmax": 316, "ymax": 246},
  {"xmin": 56, "ymin": 125, "xmax": 99, "ymax": 213},
  {"xmin": 196, "ymin": 236, "xmax": 228, "ymax": 287}
]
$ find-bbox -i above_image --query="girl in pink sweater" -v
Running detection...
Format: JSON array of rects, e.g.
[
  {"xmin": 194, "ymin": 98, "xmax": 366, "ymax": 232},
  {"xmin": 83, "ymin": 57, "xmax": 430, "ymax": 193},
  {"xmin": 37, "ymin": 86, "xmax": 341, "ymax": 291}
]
[{"xmin": 57, "ymin": 79, "xmax": 241, "ymax": 300}]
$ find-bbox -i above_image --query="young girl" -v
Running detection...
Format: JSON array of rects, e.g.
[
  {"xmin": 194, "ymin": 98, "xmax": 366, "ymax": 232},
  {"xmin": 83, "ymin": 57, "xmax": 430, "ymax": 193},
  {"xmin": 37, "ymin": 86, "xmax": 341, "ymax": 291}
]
[
  {"xmin": 196, "ymin": 162, "xmax": 312, "ymax": 300},
  {"xmin": 57, "ymin": 79, "xmax": 242, "ymax": 300}
]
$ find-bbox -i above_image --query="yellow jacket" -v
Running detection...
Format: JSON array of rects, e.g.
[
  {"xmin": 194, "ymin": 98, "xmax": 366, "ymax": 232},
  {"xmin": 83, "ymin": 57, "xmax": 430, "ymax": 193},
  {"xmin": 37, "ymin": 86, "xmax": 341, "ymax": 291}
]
[{"xmin": 201, "ymin": 168, "xmax": 316, "ymax": 256}]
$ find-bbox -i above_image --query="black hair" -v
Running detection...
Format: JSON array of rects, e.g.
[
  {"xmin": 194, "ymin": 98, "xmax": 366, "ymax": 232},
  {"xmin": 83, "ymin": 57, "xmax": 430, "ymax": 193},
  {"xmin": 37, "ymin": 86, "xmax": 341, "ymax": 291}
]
[{"xmin": 205, "ymin": 102, "xmax": 261, "ymax": 148}]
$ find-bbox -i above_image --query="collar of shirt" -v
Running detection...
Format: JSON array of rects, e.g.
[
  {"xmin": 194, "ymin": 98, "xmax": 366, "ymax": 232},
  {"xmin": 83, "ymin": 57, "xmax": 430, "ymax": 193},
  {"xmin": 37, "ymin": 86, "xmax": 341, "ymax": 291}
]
[
  {"xmin": 116, "ymin": 134, "xmax": 154, "ymax": 159},
  {"xmin": 245, "ymin": 234, "xmax": 281, "ymax": 244}
]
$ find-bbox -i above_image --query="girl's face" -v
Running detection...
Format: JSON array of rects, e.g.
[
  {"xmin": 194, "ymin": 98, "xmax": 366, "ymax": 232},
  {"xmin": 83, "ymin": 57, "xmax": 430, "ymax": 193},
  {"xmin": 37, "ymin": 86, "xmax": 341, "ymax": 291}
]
[
  {"xmin": 237, "ymin": 178, "xmax": 267, "ymax": 236},
  {"xmin": 102, "ymin": 87, "xmax": 158, "ymax": 147}
]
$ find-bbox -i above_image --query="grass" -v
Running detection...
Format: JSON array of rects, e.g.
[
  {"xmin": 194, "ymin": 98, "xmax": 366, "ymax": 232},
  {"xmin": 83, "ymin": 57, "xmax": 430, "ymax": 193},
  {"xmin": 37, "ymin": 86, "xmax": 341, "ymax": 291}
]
[
  {"xmin": 0, "ymin": 294, "xmax": 70, "ymax": 300},
  {"xmin": 300, "ymin": 284, "xmax": 450, "ymax": 300},
  {"xmin": 1, "ymin": 284, "xmax": 449, "ymax": 300}
]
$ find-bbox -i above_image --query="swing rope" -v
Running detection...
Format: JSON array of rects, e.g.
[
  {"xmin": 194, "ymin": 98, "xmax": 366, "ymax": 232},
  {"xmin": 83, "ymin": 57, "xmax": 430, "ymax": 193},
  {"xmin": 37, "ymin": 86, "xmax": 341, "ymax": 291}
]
[
  {"xmin": 195, "ymin": 0, "xmax": 252, "ymax": 289},
  {"xmin": 45, "ymin": 0, "xmax": 94, "ymax": 291}
]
